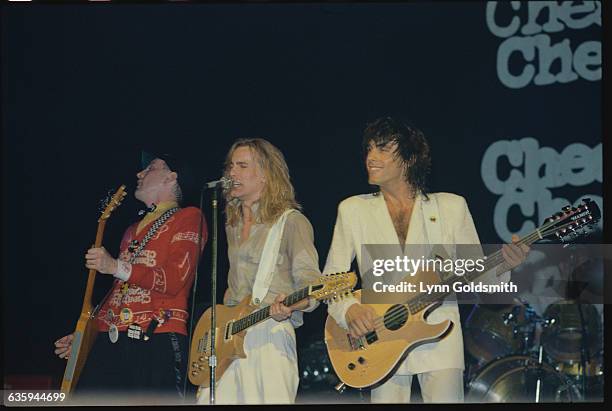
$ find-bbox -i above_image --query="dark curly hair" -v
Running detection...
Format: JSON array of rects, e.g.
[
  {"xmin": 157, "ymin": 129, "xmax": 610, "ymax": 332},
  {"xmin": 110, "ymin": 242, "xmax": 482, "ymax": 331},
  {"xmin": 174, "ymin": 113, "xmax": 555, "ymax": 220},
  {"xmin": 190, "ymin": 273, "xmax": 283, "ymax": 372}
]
[{"xmin": 362, "ymin": 116, "xmax": 431, "ymax": 197}]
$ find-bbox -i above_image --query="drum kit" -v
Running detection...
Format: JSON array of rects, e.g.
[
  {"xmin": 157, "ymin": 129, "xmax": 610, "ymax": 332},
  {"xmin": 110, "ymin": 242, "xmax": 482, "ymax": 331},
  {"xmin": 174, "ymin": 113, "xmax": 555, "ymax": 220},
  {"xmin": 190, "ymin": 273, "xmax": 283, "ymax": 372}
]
[{"xmin": 464, "ymin": 299, "xmax": 603, "ymax": 402}]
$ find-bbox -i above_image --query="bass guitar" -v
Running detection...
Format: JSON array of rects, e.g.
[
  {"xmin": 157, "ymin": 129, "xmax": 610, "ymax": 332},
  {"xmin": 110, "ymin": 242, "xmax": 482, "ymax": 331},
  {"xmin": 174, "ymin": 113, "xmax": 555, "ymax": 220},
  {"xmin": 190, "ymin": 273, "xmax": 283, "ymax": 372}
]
[{"xmin": 324, "ymin": 198, "xmax": 600, "ymax": 389}]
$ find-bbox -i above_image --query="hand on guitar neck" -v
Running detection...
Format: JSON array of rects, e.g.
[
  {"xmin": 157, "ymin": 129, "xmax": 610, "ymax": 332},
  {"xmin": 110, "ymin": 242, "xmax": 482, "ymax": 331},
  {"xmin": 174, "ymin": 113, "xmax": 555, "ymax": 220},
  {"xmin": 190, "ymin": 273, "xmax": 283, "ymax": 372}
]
[
  {"xmin": 344, "ymin": 234, "xmax": 530, "ymax": 339},
  {"xmin": 269, "ymin": 293, "xmax": 312, "ymax": 321},
  {"xmin": 85, "ymin": 246, "xmax": 119, "ymax": 275},
  {"xmin": 501, "ymin": 234, "xmax": 530, "ymax": 271},
  {"xmin": 54, "ymin": 334, "xmax": 74, "ymax": 360}
]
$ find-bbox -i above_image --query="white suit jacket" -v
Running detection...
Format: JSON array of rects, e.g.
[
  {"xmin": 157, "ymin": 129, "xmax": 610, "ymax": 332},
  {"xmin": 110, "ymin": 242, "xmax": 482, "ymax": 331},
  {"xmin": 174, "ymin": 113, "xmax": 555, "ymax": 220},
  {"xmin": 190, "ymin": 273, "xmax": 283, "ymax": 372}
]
[{"xmin": 323, "ymin": 191, "xmax": 509, "ymax": 374}]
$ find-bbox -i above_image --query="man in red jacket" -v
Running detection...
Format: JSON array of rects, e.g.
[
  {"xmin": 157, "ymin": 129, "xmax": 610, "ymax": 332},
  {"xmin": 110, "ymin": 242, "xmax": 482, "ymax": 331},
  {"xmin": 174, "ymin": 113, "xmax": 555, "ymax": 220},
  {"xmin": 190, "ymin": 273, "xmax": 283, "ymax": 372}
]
[{"xmin": 54, "ymin": 151, "xmax": 207, "ymax": 403}]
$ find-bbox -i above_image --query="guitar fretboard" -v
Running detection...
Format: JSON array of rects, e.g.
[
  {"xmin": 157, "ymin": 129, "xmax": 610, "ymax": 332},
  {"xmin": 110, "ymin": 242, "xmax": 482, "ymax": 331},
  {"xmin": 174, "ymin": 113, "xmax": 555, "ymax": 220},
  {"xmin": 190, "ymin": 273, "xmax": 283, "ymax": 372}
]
[
  {"xmin": 406, "ymin": 227, "xmax": 546, "ymax": 315},
  {"xmin": 230, "ymin": 286, "xmax": 310, "ymax": 334}
]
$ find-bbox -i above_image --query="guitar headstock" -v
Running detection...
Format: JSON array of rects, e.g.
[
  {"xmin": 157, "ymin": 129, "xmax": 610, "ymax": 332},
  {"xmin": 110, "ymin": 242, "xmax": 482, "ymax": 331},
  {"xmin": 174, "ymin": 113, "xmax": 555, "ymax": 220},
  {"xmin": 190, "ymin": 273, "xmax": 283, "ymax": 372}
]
[
  {"xmin": 309, "ymin": 271, "xmax": 358, "ymax": 303},
  {"xmin": 540, "ymin": 198, "xmax": 601, "ymax": 243},
  {"xmin": 98, "ymin": 185, "xmax": 128, "ymax": 222}
]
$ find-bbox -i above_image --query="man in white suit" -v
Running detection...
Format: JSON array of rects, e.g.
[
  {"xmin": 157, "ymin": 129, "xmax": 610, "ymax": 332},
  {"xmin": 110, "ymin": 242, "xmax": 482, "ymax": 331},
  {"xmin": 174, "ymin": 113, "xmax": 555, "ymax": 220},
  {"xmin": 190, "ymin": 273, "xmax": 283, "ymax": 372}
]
[{"xmin": 324, "ymin": 117, "xmax": 529, "ymax": 403}]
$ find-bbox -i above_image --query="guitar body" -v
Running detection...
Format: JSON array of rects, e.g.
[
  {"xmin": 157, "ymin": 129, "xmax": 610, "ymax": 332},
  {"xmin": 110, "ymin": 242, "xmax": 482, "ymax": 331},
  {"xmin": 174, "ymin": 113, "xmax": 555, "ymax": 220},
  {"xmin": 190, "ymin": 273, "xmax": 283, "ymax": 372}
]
[
  {"xmin": 189, "ymin": 296, "xmax": 255, "ymax": 388},
  {"xmin": 60, "ymin": 308, "xmax": 99, "ymax": 393},
  {"xmin": 325, "ymin": 270, "xmax": 454, "ymax": 389},
  {"xmin": 188, "ymin": 271, "xmax": 359, "ymax": 389}
]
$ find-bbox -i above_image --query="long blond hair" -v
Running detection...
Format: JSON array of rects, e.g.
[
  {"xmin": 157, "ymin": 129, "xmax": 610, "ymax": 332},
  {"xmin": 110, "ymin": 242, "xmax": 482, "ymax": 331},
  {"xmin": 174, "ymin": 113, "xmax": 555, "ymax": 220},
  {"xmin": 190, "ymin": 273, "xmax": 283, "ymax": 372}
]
[{"xmin": 224, "ymin": 138, "xmax": 301, "ymax": 226}]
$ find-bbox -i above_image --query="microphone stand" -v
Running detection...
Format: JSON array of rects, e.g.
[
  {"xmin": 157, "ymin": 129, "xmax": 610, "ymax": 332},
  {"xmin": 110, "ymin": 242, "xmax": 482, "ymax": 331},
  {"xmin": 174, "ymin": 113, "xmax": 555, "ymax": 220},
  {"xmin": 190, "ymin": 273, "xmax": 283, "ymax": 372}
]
[
  {"xmin": 208, "ymin": 182, "xmax": 221, "ymax": 404},
  {"xmin": 184, "ymin": 180, "xmax": 224, "ymax": 404}
]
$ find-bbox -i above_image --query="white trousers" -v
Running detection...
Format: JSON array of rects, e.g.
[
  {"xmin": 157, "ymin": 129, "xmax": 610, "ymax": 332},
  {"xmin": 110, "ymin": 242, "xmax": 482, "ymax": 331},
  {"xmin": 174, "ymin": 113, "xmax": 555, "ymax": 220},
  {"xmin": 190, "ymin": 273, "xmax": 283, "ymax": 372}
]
[
  {"xmin": 196, "ymin": 319, "xmax": 299, "ymax": 405},
  {"xmin": 370, "ymin": 368, "xmax": 464, "ymax": 403}
]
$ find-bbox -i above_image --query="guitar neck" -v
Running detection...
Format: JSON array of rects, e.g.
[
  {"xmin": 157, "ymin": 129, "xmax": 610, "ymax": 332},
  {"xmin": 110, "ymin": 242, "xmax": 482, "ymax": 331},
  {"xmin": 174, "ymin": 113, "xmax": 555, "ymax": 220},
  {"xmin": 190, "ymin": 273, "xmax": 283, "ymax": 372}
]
[
  {"xmin": 230, "ymin": 287, "xmax": 311, "ymax": 335},
  {"xmin": 406, "ymin": 229, "xmax": 542, "ymax": 315},
  {"xmin": 79, "ymin": 220, "xmax": 108, "ymax": 315}
]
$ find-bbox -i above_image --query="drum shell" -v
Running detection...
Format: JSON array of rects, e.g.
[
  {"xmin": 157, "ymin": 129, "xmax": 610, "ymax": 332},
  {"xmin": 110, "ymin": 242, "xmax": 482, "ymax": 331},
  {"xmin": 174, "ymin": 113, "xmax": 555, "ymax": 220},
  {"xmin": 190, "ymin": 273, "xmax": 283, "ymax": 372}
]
[
  {"xmin": 467, "ymin": 355, "xmax": 581, "ymax": 403},
  {"xmin": 464, "ymin": 305, "xmax": 526, "ymax": 363},
  {"xmin": 554, "ymin": 358, "xmax": 603, "ymax": 377},
  {"xmin": 542, "ymin": 301, "xmax": 602, "ymax": 364}
]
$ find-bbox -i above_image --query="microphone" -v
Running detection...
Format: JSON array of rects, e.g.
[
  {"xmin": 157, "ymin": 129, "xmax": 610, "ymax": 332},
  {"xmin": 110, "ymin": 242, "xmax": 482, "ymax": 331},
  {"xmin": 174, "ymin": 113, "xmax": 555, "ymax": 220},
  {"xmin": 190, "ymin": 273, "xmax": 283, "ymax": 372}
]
[{"xmin": 206, "ymin": 176, "xmax": 233, "ymax": 189}]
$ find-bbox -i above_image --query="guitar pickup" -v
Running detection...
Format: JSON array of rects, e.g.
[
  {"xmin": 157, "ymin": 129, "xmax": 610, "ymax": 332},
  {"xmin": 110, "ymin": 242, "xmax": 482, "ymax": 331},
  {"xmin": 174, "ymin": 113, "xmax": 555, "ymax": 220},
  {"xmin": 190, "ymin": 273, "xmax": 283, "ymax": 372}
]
[
  {"xmin": 347, "ymin": 331, "xmax": 378, "ymax": 350},
  {"xmin": 198, "ymin": 331, "xmax": 216, "ymax": 356},
  {"xmin": 365, "ymin": 331, "xmax": 378, "ymax": 345},
  {"xmin": 224, "ymin": 322, "xmax": 234, "ymax": 341},
  {"xmin": 198, "ymin": 333, "xmax": 207, "ymax": 354}
]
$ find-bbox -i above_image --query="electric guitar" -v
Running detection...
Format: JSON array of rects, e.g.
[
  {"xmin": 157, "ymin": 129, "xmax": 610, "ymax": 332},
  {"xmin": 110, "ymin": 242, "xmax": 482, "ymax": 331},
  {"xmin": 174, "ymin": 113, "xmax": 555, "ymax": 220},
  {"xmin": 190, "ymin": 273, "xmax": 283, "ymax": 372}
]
[
  {"xmin": 189, "ymin": 271, "xmax": 358, "ymax": 387},
  {"xmin": 324, "ymin": 198, "xmax": 601, "ymax": 389},
  {"xmin": 60, "ymin": 185, "xmax": 127, "ymax": 394}
]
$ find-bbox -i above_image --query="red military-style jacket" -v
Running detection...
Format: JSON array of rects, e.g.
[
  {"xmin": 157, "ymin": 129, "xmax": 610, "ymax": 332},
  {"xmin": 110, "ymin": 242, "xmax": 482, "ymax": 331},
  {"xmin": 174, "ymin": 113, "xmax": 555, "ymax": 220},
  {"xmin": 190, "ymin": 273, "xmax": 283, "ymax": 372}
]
[{"xmin": 96, "ymin": 206, "xmax": 207, "ymax": 335}]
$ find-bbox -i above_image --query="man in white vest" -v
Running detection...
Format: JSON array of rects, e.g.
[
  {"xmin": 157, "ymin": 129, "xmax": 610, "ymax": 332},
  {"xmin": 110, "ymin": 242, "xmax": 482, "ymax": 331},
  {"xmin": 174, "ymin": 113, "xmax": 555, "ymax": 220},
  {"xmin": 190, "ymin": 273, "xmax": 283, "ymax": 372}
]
[
  {"xmin": 196, "ymin": 138, "xmax": 321, "ymax": 404},
  {"xmin": 324, "ymin": 117, "xmax": 529, "ymax": 403}
]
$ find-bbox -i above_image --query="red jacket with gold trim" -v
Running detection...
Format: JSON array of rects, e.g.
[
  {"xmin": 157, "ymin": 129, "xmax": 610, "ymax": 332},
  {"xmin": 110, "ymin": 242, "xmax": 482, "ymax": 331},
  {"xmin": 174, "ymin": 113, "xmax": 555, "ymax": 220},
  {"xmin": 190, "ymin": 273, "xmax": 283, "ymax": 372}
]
[{"xmin": 96, "ymin": 207, "xmax": 207, "ymax": 335}]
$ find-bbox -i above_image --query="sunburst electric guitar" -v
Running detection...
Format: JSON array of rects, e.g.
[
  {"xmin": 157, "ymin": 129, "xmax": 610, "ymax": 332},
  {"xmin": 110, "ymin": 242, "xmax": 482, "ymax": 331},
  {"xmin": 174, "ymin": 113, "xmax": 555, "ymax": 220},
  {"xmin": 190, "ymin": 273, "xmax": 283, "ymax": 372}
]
[
  {"xmin": 325, "ymin": 198, "xmax": 601, "ymax": 389},
  {"xmin": 60, "ymin": 185, "xmax": 127, "ymax": 394},
  {"xmin": 189, "ymin": 271, "xmax": 358, "ymax": 387}
]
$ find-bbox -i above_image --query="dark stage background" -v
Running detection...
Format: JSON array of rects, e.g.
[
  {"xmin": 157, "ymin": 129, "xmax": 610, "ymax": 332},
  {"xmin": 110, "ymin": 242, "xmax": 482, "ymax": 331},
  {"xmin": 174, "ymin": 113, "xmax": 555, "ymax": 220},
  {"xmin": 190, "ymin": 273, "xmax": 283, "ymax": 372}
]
[{"xmin": 2, "ymin": 1, "xmax": 603, "ymax": 401}]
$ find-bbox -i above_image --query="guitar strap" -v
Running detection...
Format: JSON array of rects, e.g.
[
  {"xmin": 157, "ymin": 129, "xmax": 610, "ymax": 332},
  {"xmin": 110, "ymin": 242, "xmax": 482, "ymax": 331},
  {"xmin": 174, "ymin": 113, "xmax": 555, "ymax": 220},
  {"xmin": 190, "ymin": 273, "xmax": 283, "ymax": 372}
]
[
  {"xmin": 251, "ymin": 208, "xmax": 296, "ymax": 305},
  {"xmin": 128, "ymin": 207, "xmax": 180, "ymax": 263}
]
